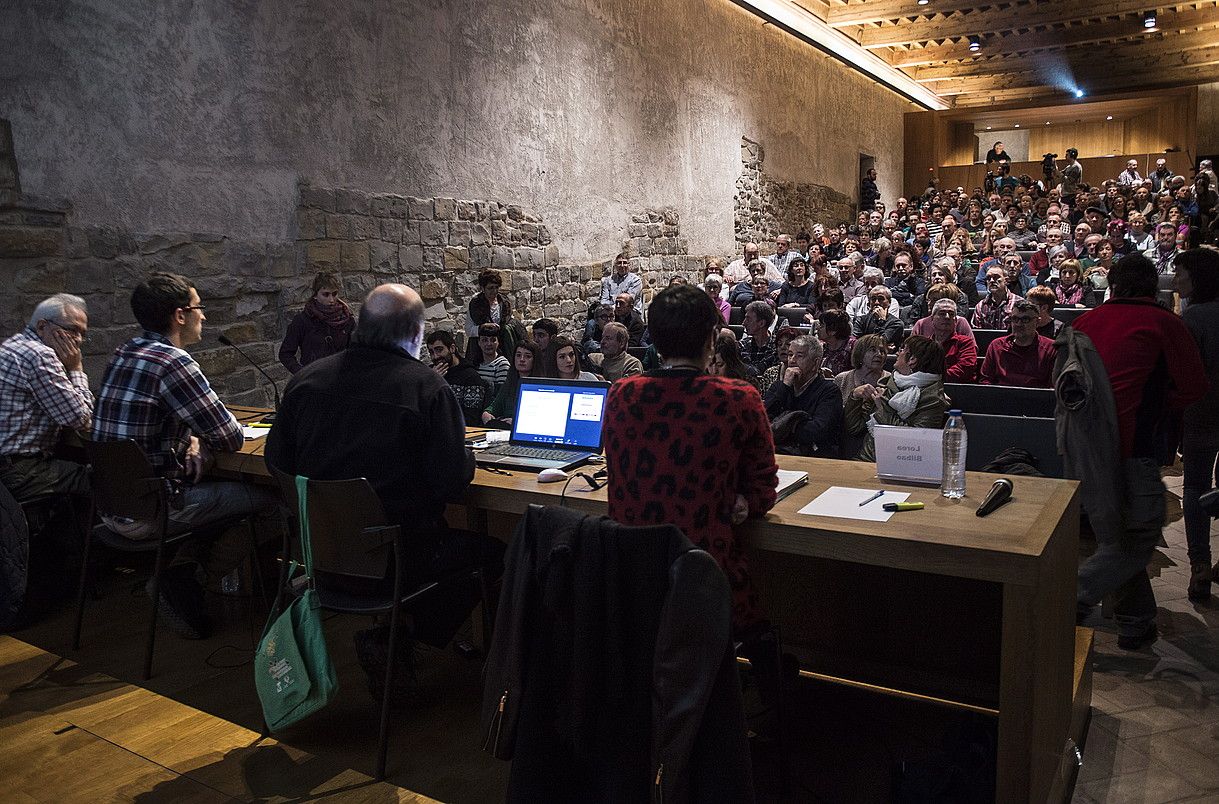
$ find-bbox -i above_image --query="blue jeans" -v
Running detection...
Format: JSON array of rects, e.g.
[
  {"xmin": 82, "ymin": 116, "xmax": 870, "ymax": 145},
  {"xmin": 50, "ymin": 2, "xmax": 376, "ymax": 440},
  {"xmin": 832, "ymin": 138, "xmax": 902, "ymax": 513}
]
[
  {"xmin": 1078, "ymin": 458, "xmax": 1166, "ymax": 638},
  {"xmin": 1182, "ymin": 442, "xmax": 1219, "ymax": 565}
]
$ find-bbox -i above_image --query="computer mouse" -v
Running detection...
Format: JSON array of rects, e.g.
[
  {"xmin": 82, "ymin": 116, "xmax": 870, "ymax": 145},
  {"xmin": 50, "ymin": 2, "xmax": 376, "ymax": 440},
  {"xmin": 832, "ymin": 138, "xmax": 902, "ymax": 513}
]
[{"xmin": 537, "ymin": 468, "xmax": 569, "ymax": 483}]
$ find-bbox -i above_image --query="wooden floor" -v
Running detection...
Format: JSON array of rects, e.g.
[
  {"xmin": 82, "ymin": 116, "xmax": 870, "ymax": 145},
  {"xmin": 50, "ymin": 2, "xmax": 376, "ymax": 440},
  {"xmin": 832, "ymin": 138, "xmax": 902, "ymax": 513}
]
[{"xmin": 0, "ymin": 636, "xmax": 436, "ymax": 802}]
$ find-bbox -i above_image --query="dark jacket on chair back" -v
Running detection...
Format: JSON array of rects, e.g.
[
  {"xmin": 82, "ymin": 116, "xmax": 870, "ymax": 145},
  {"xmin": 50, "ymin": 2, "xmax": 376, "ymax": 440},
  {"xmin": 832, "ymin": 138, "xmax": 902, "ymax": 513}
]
[{"xmin": 482, "ymin": 504, "xmax": 753, "ymax": 804}]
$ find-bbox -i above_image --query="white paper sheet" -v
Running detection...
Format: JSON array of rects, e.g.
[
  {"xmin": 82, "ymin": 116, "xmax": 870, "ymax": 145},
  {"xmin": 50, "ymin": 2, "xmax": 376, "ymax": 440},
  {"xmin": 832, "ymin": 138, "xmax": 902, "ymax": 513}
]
[
  {"xmin": 796, "ymin": 486, "xmax": 911, "ymax": 523},
  {"xmin": 242, "ymin": 426, "xmax": 270, "ymax": 440}
]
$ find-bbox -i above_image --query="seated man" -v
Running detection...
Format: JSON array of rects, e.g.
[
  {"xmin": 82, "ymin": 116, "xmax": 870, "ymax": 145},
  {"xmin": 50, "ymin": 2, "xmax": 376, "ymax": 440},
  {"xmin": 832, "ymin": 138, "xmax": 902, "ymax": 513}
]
[
  {"xmin": 851, "ymin": 286, "xmax": 904, "ymax": 348},
  {"xmin": 728, "ymin": 260, "xmax": 778, "ymax": 307},
  {"xmin": 582, "ymin": 304, "xmax": 613, "ymax": 355},
  {"xmin": 265, "ymin": 283, "xmax": 503, "ymax": 652},
  {"xmin": 971, "ymin": 267, "xmax": 1018, "ymax": 331},
  {"xmin": 93, "ymin": 272, "xmax": 278, "ymax": 639},
  {"xmin": 598, "ymin": 252, "xmax": 643, "ymax": 315},
  {"xmin": 979, "ymin": 299, "xmax": 1056, "ymax": 388},
  {"xmin": 426, "ymin": 329, "xmax": 490, "ymax": 425},
  {"xmin": 0, "ymin": 294, "xmax": 92, "ymax": 502},
  {"xmin": 763, "ymin": 335, "xmax": 843, "ymax": 457},
  {"xmin": 739, "ymin": 300, "xmax": 779, "ymax": 375},
  {"xmin": 531, "ymin": 317, "xmax": 559, "ymax": 376},
  {"xmin": 884, "ymin": 250, "xmax": 926, "ymax": 307},
  {"xmin": 586, "ymin": 322, "xmax": 642, "ymax": 381},
  {"xmin": 613, "ymin": 292, "xmax": 646, "ymax": 347},
  {"xmin": 846, "ymin": 268, "xmax": 898, "ymax": 321}
]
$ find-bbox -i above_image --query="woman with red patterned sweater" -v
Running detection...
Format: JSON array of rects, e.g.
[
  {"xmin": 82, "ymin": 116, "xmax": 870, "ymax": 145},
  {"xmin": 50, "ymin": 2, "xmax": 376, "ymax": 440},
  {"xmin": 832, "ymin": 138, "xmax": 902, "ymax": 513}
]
[{"xmin": 604, "ymin": 284, "xmax": 779, "ymax": 643}]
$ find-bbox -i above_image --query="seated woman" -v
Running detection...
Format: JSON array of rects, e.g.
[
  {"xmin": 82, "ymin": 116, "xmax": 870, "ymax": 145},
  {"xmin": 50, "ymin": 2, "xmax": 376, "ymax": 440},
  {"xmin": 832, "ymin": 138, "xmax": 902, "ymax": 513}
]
[
  {"xmin": 278, "ymin": 271, "xmax": 354, "ymax": 373},
  {"xmin": 818, "ymin": 309, "xmax": 855, "ymax": 377},
  {"xmin": 582, "ymin": 304, "xmax": 614, "ymax": 354},
  {"xmin": 1026, "ymin": 285, "xmax": 1064, "ymax": 339},
  {"xmin": 1055, "ymin": 259, "xmax": 1098, "ymax": 307},
  {"xmin": 908, "ymin": 259, "xmax": 968, "ymax": 322},
  {"xmin": 553, "ymin": 336, "xmax": 599, "ymax": 381},
  {"xmin": 845, "ymin": 335, "xmax": 948, "ymax": 461},
  {"xmin": 703, "ymin": 274, "xmax": 732, "ymax": 323},
  {"xmin": 775, "ymin": 257, "xmax": 815, "ymax": 308},
  {"xmin": 708, "ymin": 330, "xmax": 760, "ymax": 391},
  {"xmin": 470, "ymin": 322, "xmax": 511, "ymax": 395},
  {"xmin": 481, "ymin": 340, "xmax": 541, "ymax": 427},
  {"xmin": 763, "ymin": 335, "xmax": 843, "ymax": 458},
  {"xmin": 757, "ymin": 326, "xmax": 800, "ymax": 392},
  {"xmin": 926, "ymin": 298, "xmax": 978, "ymax": 383},
  {"xmin": 833, "ymin": 333, "xmax": 890, "ymax": 403}
]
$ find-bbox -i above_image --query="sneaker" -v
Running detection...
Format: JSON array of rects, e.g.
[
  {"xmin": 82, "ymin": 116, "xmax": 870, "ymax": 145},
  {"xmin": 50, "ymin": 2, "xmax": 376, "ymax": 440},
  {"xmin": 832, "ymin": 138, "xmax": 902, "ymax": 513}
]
[
  {"xmin": 1117, "ymin": 625, "xmax": 1158, "ymax": 651},
  {"xmin": 146, "ymin": 565, "xmax": 210, "ymax": 640},
  {"xmin": 1188, "ymin": 562, "xmax": 1212, "ymax": 602}
]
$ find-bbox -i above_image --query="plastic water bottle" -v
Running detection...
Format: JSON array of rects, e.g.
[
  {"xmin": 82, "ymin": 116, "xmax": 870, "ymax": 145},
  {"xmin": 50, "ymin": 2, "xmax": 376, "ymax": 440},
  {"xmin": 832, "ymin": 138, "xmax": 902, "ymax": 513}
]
[{"xmin": 942, "ymin": 409, "xmax": 967, "ymax": 499}]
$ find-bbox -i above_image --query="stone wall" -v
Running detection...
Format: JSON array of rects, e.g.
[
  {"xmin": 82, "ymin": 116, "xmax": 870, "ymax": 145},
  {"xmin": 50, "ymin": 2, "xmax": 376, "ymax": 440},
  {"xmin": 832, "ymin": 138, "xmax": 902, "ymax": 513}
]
[
  {"xmin": 734, "ymin": 138, "xmax": 855, "ymax": 248},
  {"xmin": 0, "ymin": 177, "xmax": 710, "ymax": 407}
]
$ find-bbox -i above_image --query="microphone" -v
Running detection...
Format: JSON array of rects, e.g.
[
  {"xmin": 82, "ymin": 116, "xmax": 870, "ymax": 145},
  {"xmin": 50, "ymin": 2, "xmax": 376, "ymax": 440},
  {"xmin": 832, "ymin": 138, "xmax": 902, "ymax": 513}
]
[
  {"xmin": 217, "ymin": 335, "xmax": 280, "ymax": 424},
  {"xmin": 976, "ymin": 478, "xmax": 1013, "ymax": 518}
]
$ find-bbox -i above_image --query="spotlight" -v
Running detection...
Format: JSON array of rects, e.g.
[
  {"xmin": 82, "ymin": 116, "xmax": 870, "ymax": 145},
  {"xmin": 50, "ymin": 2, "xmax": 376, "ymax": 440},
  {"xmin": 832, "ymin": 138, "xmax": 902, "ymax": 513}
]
[
  {"xmin": 1143, "ymin": 11, "xmax": 1157, "ymax": 28},
  {"xmin": 1046, "ymin": 121, "xmax": 1051, "ymax": 125},
  {"xmin": 1014, "ymin": 124, "xmax": 1020, "ymax": 128},
  {"xmin": 1074, "ymin": 89, "xmax": 1085, "ymax": 98},
  {"xmin": 968, "ymin": 35, "xmax": 982, "ymax": 52},
  {"xmin": 917, "ymin": 0, "xmax": 929, "ymax": 5},
  {"xmin": 1106, "ymin": 115, "xmax": 1114, "ymax": 120},
  {"xmin": 985, "ymin": 125, "xmax": 992, "ymax": 130}
]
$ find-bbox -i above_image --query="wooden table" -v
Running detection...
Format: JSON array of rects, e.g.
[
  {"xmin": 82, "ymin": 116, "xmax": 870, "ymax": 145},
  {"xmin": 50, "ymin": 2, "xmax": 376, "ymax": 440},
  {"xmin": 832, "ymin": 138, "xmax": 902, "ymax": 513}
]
[{"xmin": 220, "ymin": 406, "xmax": 1086, "ymax": 802}]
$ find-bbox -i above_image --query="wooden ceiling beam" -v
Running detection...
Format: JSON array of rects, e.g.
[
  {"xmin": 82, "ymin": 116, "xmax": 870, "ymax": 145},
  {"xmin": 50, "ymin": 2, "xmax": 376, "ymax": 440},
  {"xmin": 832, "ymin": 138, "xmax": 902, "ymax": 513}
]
[
  {"xmin": 947, "ymin": 63, "xmax": 1219, "ymax": 105},
  {"xmin": 886, "ymin": 5, "xmax": 1219, "ymax": 66},
  {"xmin": 912, "ymin": 29, "xmax": 1219, "ymax": 80},
  {"xmin": 828, "ymin": 0, "xmax": 1028, "ymax": 27},
  {"xmin": 858, "ymin": 1, "xmax": 1203, "ymax": 48}
]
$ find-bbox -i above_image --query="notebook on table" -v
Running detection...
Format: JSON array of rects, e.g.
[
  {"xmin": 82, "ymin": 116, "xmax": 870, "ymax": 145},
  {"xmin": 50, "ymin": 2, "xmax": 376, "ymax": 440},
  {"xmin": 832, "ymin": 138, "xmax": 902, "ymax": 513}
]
[{"xmin": 475, "ymin": 378, "xmax": 611, "ymax": 471}]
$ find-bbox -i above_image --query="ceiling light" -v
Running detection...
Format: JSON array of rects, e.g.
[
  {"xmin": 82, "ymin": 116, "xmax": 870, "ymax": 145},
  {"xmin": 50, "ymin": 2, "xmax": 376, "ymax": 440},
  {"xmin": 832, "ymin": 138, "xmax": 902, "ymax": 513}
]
[
  {"xmin": 1106, "ymin": 115, "xmax": 1114, "ymax": 120},
  {"xmin": 1014, "ymin": 124, "xmax": 1020, "ymax": 128},
  {"xmin": 1046, "ymin": 121, "xmax": 1051, "ymax": 125},
  {"xmin": 968, "ymin": 35, "xmax": 982, "ymax": 52},
  {"xmin": 1074, "ymin": 89, "xmax": 1085, "ymax": 98},
  {"xmin": 917, "ymin": 0, "xmax": 929, "ymax": 4},
  {"xmin": 985, "ymin": 126, "xmax": 992, "ymax": 130},
  {"xmin": 1143, "ymin": 11, "xmax": 1157, "ymax": 28}
]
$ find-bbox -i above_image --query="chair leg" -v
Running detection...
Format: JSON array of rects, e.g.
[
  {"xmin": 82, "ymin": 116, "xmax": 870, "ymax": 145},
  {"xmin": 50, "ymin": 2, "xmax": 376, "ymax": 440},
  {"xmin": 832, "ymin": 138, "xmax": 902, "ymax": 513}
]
[
  {"xmin": 377, "ymin": 600, "xmax": 402, "ymax": 781},
  {"xmin": 143, "ymin": 541, "xmax": 169, "ymax": 681},
  {"xmin": 72, "ymin": 523, "xmax": 94, "ymax": 651},
  {"xmin": 247, "ymin": 519, "xmax": 268, "ymax": 614}
]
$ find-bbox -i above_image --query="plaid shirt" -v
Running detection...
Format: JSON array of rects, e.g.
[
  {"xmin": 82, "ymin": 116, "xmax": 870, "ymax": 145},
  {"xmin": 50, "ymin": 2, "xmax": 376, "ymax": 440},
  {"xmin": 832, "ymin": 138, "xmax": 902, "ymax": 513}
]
[
  {"xmin": 0, "ymin": 327, "xmax": 93, "ymax": 456},
  {"xmin": 93, "ymin": 331, "xmax": 241, "ymax": 477},
  {"xmin": 971, "ymin": 293, "xmax": 1018, "ymax": 331}
]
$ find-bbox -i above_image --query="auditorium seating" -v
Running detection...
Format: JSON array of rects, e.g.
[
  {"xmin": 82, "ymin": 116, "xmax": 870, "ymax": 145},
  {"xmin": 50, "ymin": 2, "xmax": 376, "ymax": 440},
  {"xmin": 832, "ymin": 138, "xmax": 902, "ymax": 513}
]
[
  {"xmin": 943, "ymin": 383, "xmax": 1055, "ymax": 418},
  {"xmin": 1051, "ymin": 307, "xmax": 1086, "ymax": 326},
  {"xmin": 973, "ymin": 329, "xmax": 1007, "ymax": 355},
  {"xmin": 963, "ymin": 413, "xmax": 1063, "ymax": 478}
]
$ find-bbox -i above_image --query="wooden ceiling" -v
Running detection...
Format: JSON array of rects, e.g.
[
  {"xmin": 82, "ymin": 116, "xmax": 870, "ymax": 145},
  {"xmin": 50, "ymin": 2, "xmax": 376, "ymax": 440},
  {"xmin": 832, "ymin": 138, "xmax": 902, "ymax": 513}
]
[{"xmin": 791, "ymin": 0, "xmax": 1219, "ymax": 108}]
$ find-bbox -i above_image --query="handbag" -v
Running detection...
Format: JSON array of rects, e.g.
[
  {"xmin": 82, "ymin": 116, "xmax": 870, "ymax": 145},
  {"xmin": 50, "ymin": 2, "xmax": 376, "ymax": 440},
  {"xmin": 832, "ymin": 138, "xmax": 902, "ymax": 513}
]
[{"xmin": 255, "ymin": 475, "xmax": 339, "ymax": 731}]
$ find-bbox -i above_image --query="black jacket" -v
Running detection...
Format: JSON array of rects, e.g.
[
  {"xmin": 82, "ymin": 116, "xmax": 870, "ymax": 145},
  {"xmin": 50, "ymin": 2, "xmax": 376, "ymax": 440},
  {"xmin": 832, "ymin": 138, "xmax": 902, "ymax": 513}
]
[
  {"xmin": 482, "ymin": 505, "xmax": 753, "ymax": 804},
  {"xmin": 763, "ymin": 375, "xmax": 844, "ymax": 457},
  {"xmin": 440, "ymin": 361, "xmax": 491, "ymax": 427},
  {"xmin": 265, "ymin": 343, "xmax": 474, "ymax": 528}
]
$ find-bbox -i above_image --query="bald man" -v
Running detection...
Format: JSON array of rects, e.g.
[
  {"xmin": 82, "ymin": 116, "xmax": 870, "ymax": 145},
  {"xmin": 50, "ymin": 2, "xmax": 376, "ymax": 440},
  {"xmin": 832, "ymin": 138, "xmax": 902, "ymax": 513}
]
[{"xmin": 266, "ymin": 283, "xmax": 503, "ymax": 652}]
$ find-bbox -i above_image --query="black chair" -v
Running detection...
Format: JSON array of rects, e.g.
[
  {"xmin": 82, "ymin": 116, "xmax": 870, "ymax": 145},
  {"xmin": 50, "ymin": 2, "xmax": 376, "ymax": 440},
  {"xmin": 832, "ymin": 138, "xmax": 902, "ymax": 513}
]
[
  {"xmin": 73, "ymin": 439, "xmax": 261, "ymax": 680},
  {"xmin": 776, "ymin": 308, "xmax": 806, "ymax": 327},
  {"xmin": 727, "ymin": 324, "xmax": 744, "ymax": 340},
  {"xmin": 972, "ymin": 329, "xmax": 1007, "ymax": 355},
  {"xmin": 626, "ymin": 346, "xmax": 649, "ymax": 361},
  {"xmin": 943, "ymin": 383, "xmax": 1055, "ymax": 418},
  {"xmin": 728, "ymin": 306, "xmax": 745, "ymax": 325},
  {"xmin": 961, "ymin": 413, "xmax": 1063, "ymax": 478},
  {"xmin": 269, "ymin": 468, "xmax": 495, "ymax": 780},
  {"xmin": 1050, "ymin": 307, "xmax": 1087, "ymax": 326},
  {"xmin": 0, "ymin": 479, "xmax": 85, "ymax": 631}
]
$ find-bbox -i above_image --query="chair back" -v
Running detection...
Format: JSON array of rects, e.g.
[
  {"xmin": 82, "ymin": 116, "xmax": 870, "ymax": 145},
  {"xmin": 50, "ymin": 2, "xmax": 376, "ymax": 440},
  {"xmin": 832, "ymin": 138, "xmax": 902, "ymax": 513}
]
[
  {"xmin": 270, "ymin": 467, "xmax": 397, "ymax": 580},
  {"xmin": 83, "ymin": 439, "xmax": 167, "ymax": 522},
  {"xmin": 973, "ymin": 329, "xmax": 1007, "ymax": 355},
  {"xmin": 1050, "ymin": 307, "xmax": 1086, "ymax": 326},
  {"xmin": 943, "ymin": 383, "xmax": 1055, "ymax": 418},
  {"xmin": 961, "ymin": 413, "xmax": 1063, "ymax": 478}
]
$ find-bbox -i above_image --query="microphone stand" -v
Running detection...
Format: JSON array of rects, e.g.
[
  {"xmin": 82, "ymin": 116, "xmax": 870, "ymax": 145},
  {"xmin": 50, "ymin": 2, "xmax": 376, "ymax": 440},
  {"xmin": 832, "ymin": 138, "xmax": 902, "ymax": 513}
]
[{"xmin": 217, "ymin": 335, "xmax": 280, "ymax": 424}]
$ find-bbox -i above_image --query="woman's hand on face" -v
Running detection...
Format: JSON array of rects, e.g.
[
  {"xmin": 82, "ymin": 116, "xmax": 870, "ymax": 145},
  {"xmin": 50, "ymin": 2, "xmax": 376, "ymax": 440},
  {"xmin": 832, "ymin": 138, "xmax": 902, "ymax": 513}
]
[{"xmin": 730, "ymin": 494, "xmax": 749, "ymax": 526}]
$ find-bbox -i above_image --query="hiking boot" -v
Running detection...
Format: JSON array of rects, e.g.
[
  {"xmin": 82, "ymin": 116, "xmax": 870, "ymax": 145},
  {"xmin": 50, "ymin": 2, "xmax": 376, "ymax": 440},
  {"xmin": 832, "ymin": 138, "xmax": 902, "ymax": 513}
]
[
  {"xmin": 1188, "ymin": 562, "xmax": 1213, "ymax": 602},
  {"xmin": 146, "ymin": 564, "xmax": 210, "ymax": 640}
]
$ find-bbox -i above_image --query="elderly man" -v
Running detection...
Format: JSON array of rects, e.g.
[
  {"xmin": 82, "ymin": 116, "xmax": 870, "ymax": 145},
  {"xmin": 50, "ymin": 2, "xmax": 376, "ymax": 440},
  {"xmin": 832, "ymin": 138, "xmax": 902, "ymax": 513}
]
[
  {"xmin": 1150, "ymin": 158, "xmax": 1173, "ymax": 193},
  {"xmin": 1143, "ymin": 221, "xmax": 1178, "ymax": 275},
  {"xmin": 613, "ymin": 292, "xmax": 645, "ymax": 346},
  {"xmin": 1009, "ymin": 213, "xmax": 1038, "ymax": 250},
  {"xmin": 587, "ymin": 321, "xmax": 642, "ymax": 381},
  {"xmin": 763, "ymin": 335, "xmax": 843, "ymax": 457},
  {"xmin": 598, "ymin": 252, "xmax": 644, "ymax": 315},
  {"xmin": 972, "ymin": 266, "xmax": 1018, "ymax": 330},
  {"xmin": 847, "ymin": 268, "xmax": 897, "ymax": 320},
  {"xmin": 0, "ymin": 294, "xmax": 93, "ymax": 502},
  {"xmin": 729, "ymin": 260, "xmax": 777, "ymax": 306},
  {"xmin": 1073, "ymin": 255, "xmax": 1207, "ymax": 649},
  {"xmin": 851, "ymin": 286, "xmax": 903, "ymax": 347},
  {"xmin": 975, "ymin": 236, "xmax": 1018, "ymax": 293},
  {"xmin": 1117, "ymin": 159, "xmax": 1143, "ymax": 187},
  {"xmin": 94, "ymin": 272, "xmax": 278, "ymax": 639},
  {"xmin": 979, "ymin": 299, "xmax": 1055, "ymax": 387},
  {"xmin": 739, "ymin": 300, "xmax": 779, "ymax": 375},
  {"xmin": 837, "ymin": 254, "xmax": 866, "ymax": 303},
  {"xmin": 267, "ymin": 283, "xmax": 503, "ymax": 656},
  {"xmin": 766, "ymin": 234, "xmax": 801, "ymax": 277}
]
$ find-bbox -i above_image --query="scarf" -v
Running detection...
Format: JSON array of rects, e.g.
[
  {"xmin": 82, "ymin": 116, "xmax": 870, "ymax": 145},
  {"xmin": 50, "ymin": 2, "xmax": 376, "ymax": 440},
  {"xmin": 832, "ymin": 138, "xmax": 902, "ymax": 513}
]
[
  {"xmin": 305, "ymin": 297, "xmax": 353, "ymax": 329},
  {"xmin": 887, "ymin": 371, "xmax": 941, "ymax": 420}
]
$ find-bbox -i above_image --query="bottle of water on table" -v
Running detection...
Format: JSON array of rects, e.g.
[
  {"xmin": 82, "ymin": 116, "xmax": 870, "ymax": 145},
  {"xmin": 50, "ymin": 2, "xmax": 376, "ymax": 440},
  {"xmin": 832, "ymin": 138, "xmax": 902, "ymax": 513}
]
[{"xmin": 942, "ymin": 409, "xmax": 967, "ymax": 499}]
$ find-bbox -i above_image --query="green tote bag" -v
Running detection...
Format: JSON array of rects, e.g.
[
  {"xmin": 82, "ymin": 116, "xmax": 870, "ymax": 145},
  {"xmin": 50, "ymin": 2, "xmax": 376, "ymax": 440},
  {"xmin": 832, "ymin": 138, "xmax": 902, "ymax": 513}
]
[{"xmin": 255, "ymin": 475, "xmax": 339, "ymax": 732}]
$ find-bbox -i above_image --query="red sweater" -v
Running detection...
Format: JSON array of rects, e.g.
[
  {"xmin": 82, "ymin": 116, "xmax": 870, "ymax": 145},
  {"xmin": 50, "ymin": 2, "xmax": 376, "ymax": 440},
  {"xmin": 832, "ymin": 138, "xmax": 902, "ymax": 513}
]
[
  {"xmin": 1073, "ymin": 298, "xmax": 1208, "ymax": 458},
  {"xmin": 604, "ymin": 370, "xmax": 778, "ymax": 629},
  {"xmin": 940, "ymin": 333, "xmax": 978, "ymax": 383},
  {"xmin": 979, "ymin": 334, "xmax": 1056, "ymax": 388}
]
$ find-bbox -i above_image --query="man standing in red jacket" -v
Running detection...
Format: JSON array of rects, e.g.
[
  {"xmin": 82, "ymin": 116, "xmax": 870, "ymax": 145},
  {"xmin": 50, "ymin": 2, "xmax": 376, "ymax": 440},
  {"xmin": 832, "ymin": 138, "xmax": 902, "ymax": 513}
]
[{"xmin": 1074, "ymin": 253, "xmax": 1208, "ymax": 649}]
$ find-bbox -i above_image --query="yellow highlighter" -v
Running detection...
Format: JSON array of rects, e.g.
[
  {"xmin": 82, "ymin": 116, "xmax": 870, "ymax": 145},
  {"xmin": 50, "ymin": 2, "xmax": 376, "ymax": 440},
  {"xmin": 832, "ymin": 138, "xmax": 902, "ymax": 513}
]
[{"xmin": 883, "ymin": 502, "xmax": 924, "ymax": 512}]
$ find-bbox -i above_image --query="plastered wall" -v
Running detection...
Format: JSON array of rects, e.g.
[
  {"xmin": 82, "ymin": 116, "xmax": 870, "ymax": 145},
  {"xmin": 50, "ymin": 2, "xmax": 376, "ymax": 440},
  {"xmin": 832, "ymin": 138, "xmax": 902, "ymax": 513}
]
[{"xmin": 0, "ymin": 0, "xmax": 911, "ymax": 260}]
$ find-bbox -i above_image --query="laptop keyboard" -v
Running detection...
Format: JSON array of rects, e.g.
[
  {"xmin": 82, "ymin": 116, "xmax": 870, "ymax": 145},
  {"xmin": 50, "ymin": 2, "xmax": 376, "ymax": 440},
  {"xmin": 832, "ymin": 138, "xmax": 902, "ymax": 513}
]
[{"xmin": 483, "ymin": 444, "xmax": 588, "ymax": 460}]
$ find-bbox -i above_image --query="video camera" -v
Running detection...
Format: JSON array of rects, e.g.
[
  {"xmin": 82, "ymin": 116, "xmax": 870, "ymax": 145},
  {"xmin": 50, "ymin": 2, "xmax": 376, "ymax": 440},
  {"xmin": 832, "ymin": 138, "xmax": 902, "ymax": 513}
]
[{"xmin": 1041, "ymin": 153, "xmax": 1058, "ymax": 180}]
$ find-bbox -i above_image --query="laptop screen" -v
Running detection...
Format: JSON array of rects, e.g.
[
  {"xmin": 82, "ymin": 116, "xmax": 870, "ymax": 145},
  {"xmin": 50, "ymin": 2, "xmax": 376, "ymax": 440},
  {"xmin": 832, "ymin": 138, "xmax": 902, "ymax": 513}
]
[{"xmin": 511, "ymin": 378, "xmax": 611, "ymax": 451}]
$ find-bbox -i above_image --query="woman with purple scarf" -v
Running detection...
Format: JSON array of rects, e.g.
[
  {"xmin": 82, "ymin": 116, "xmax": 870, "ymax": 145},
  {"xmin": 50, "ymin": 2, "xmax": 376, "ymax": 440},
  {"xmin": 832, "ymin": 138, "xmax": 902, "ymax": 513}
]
[{"xmin": 278, "ymin": 271, "xmax": 355, "ymax": 373}]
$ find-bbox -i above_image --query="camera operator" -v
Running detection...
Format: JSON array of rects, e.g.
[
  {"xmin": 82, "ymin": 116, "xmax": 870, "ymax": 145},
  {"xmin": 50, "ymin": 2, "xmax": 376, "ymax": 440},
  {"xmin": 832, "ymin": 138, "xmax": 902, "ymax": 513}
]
[{"xmin": 1060, "ymin": 148, "xmax": 1083, "ymax": 209}]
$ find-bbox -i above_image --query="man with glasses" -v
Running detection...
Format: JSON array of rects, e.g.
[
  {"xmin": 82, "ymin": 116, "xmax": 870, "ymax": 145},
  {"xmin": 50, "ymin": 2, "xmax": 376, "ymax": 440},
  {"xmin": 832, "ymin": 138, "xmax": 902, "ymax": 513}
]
[
  {"xmin": 93, "ymin": 272, "xmax": 277, "ymax": 640},
  {"xmin": 979, "ymin": 299, "xmax": 1055, "ymax": 387},
  {"xmin": 0, "ymin": 294, "xmax": 93, "ymax": 503}
]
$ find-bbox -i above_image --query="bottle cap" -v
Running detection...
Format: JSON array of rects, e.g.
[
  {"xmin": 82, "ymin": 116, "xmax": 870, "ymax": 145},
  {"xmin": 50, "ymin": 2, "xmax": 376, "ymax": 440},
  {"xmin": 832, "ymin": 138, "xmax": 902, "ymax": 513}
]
[{"xmin": 949, "ymin": 409, "xmax": 962, "ymax": 415}]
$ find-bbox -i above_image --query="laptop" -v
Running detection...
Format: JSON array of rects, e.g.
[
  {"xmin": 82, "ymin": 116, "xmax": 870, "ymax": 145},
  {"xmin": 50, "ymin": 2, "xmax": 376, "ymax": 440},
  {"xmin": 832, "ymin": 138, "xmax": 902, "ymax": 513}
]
[{"xmin": 475, "ymin": 378, "xmax": 611, "ymax": 471}]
